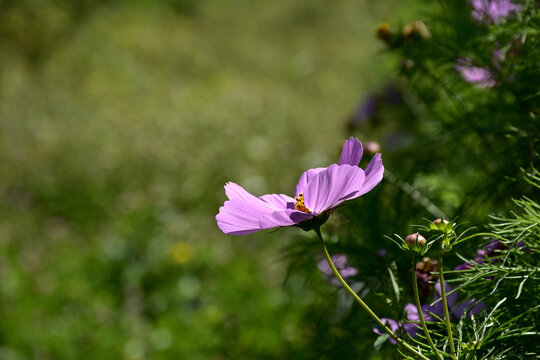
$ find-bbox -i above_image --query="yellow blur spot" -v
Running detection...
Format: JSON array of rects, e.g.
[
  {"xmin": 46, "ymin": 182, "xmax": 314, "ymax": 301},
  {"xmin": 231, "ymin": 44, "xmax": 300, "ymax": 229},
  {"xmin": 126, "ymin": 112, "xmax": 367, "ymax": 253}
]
[{"xmin": 169, "ymin": 242, "xmax": 194, "ymax": 264}]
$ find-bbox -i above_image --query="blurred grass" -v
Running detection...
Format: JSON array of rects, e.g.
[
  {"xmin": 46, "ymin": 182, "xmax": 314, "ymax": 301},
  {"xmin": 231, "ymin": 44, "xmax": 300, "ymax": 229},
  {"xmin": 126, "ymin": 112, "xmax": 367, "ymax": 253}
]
[{"xmin": 0, "ymin": 0, "xmax": 402, "ymax": 358}]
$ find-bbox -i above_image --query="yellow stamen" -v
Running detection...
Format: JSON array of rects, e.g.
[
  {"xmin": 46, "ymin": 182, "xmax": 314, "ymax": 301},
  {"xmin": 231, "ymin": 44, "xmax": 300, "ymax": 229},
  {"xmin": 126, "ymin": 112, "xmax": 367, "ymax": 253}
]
[{"xmin": 294, "ymin": 193, "xmax": 312, "ymax": 213}]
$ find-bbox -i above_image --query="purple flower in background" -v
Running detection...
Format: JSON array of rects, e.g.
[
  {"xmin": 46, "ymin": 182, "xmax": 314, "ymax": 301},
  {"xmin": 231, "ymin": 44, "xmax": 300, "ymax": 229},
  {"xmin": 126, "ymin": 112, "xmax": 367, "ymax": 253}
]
[
  {"xmin": 216, "ymin": 137, "xmax": 384, "ymax": 235},
  {"xmin": 455, "ymin": 58, "xmax": 496, "ymax": 88},
  {"xmin": 492, "ymin": 49, "xmax": 505, "ymax": 69},
  {"xmin": 376, "ymin": 248, "xmax": 388, "ymax": 258},
  {"xmin": 318, "ymin": 254, "xmax": 358, "ymax": 285},
  {"xmin": 348, "ymin": 95, "xmax": 379, "ymax": 128},
  {"xmin": 373, "ymin": 303, "xmax": 428, "ymax": 344},
  {"xmin": 373, "ymin": 283, "xmax": 484, "ymax": 343},
  {"xmin": 429, "ymin": 283, "xmax": 485, "ymax": 321},
  {"xmin": 373, "ymin": 318, "xmax": 400, "ymax": 344},
  {"xmin": 471, "ymin": 0, "xmax": 522, "ymax": 24},
  {"xmin": 373, "ymin": 304, "xmax": 424, "ymax": 344},
  {"xmin": 382, "ymin": 83, "xmax": 403, "ymax": 105},
  {"xmin": 347, "ymin": 83, "xmax": 403, "ymax": 130},
  {"xmin": 455, "ymin": 240, "xmax": 526, "ymax": 270}
]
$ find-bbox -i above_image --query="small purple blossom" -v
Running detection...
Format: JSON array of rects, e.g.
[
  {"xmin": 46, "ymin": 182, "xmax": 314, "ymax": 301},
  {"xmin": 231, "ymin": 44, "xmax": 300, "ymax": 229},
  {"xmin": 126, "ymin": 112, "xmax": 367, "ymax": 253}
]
[
  {"xmin": 373, "ymin": 283, "xmax": 484, "ymax": 343},
  {"xmin": 348, "ymin": 95, "xmax": 379, "ymax": 130},
  {"xmin": 216, "ymin": 138, "xmax": 384, "ymax": 235},
  {"xmin": 373, "ymin": 318, "xmax": 400, "ymax": 344},
  {"xmin": 471, "ymin": 0, "xmax": 522, "ymax": 24},
  {"xmin": 455, "ymin": 58, "xmax": 496, "ymax": 88},
  {"xmin": 492, "ymin": 49, "xmax": 505, "ymax": 70},
  {"xmin": 454, "ymin": 240, "xmax": 526, "ymax": 270},
  {"xmin": 376, "ymin": 248, "xmax": 388, "ymax": 258},
  {"xmin": 318, "ymin": 254, "xmax": 358, "ymax": 286},
  {"xmin": 347, "ymin": 83, "xmax": 403, "ymax": 130},
  {"xmin": 429, "ymin": 283, "xmax": 485, "ymax": 321},
  {"xmin": 373, "ymin": 304, "xmax": 424, "ymax": 344}
]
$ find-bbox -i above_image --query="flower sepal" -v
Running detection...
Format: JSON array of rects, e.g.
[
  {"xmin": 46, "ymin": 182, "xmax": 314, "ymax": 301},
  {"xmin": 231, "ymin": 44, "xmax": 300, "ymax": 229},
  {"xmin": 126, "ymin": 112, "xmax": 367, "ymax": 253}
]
[
  {"xmin": 429, "ymin": 219, "xmax": 455, "ymax": 236},
  {"xmin": 296, "ymin": 211, "xmax": 331, "ymax": 232},
  {"xmin": 427, "ymin": 219, "xmax": 456, "ymax": 253}
]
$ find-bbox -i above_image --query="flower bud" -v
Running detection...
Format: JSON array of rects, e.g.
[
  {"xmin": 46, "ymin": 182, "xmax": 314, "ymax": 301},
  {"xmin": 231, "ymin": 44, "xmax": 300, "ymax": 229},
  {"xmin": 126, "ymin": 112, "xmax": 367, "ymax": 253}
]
[
  {"xmin": 402, "ymin": 20, "xmax": 432, "ymax": 41},
  {"xmin": 404, "ymin": 233, "xmax": 426, "ymax": 249},
  {"xmin": 432, "ymin": 218, "xmax": 453, "ymax": 234},
  {"xmin": 434, "ymin": 219, "xmax": 449, "ymax": 225},
  {"xmin": 364, "ymin": 141, "xmax": 381, "ymax": 155},
  {"xmin": 376, "ymin": 22, "xmax": 393, "ymax": 44}
]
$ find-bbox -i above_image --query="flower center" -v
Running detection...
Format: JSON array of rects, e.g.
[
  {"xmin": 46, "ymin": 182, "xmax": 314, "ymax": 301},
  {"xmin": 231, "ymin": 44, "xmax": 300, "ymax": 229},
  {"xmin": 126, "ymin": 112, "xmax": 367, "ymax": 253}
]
[{"xmin": 294, "ymin": 193, "xmax": 312, "ymax": 213}]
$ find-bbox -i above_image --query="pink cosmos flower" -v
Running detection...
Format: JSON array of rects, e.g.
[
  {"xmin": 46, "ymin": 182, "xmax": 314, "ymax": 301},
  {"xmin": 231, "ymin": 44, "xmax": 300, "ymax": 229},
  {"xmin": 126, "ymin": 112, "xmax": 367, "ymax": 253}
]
[
  {"xmin": 318, "ymin": 254, "xmax": 358, "ymax": 286},
  {"xmin": 455, "ymin": 58, "xmax": 496, "ymax": 88},
  {"xmin": 471, "ymin": 0, "xmax": 522, "ymax": 24},
  {"xmin": 216, "ymin": 137, "xmax": 384, "ymax": 235}
]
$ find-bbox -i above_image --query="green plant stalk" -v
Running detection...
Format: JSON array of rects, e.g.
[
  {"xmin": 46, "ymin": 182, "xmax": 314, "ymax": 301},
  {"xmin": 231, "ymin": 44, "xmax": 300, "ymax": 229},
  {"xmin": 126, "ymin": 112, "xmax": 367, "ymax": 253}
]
[
  {"xmin": 314, "ymin": 227, "xmax": 430, "ymax": 360},
  {"xmin": 438, "ymin": 245, "xmax": 456, "ymax": 359},
  {"xmin": 412, "ymin": 254, "xmax": 444, "ymax": 360}
]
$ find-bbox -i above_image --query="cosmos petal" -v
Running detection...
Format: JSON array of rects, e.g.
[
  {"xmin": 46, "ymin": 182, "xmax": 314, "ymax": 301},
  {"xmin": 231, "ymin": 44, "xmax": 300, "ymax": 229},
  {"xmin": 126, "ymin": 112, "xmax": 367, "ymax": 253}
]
[
  {"xmin": 303, "ymin": 164, "xmax": 366, "ymax": 213},
  {"xmin": 405, "ymin": 303, "xmax": 419, "ymax": 321},
  {"xmin": 373, "ymin": 318, "xmax": 399, "ymax": 344},
  {"xmin": 295, "ymin": 167, "xmax": 326, "ymax": 196},
  {"xmin": 216, "ymin": 222, "xmax": 261, "ymax": 236},
  {"xmin": 434, "ymin": 283, "xmax": 458, "ymax": 309},
  {"xmin": 403, "ymin": 322, "xmax": 422, "ymax": 338},
  {"xmin": 224, "ymin": 182, "xmax": 293, "ymax": 212},
  {"xmin": 421, "ymin": 304, "xmax": 440, "ymax": 322},
  {"xmin": 259, "ymin": 209, "xmax": 313, "ymax": 229},
  {"xmin": 338, "ymin": 137, "xmax": 363, "ymax": 166},
  {"xmin": 452, "ymin": 299, "xmax": 485, "ymax": 319},
  {"xmin": 225, "ymin": 182, "xmax": 263, "ymax": 205},
  {"xmin": 357, "ymin": 153, "xmax": 384, "ymax": 196},
  {"xmin": 259, "ymin": 193, "xmax": 295, "ymax": 210},
  {"xmin": 216, "ymin": 198, "xmax": 274, "ymax": 235}
]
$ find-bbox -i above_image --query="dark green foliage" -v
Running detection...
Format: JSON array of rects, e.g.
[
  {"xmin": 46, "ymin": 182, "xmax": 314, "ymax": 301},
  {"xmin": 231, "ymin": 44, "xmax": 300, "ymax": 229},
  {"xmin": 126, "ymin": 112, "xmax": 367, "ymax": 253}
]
[
  {"xmin": 450, "ymin": 172, "xmax": 540, "ymax": 358},
  {"xmin": 285, "ymin": 1, "xmax": 539, "ymax": 359}
]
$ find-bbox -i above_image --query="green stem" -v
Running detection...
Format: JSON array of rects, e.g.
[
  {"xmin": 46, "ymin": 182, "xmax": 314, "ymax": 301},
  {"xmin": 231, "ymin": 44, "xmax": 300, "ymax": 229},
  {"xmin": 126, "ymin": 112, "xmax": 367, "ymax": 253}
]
[
  {"xmin": 438, "ymin": 246, "xmax": 456, "ymax": 359},
  {"xmin": 314, "ymin": 228, "xmax": 429, "ymax": 360},
  {"xmin": 412, "ymin": 255, "xmax": 444, "ymax": 360}
]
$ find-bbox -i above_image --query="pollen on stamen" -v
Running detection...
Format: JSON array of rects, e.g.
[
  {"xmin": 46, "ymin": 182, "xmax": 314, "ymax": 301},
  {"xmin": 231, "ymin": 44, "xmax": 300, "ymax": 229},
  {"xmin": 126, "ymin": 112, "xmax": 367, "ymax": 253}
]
[{"xmin": 294, "ymin": 193, "xmax": 312, "ymax": 213}]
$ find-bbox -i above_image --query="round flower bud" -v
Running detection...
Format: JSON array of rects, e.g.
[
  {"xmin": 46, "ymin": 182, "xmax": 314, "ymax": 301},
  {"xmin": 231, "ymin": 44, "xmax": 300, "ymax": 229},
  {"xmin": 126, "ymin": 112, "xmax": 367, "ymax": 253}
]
[
  {"xmin": 434, "ymin": 219, "xmax": 449, "ymax": 225},
  {"xmin": 402, "ymin": 20, "xmax": 432, "ymax": 41},
  {"xmin": 376, "ymin": 22, "xmax": 393, "ymax": 44},
  {"xmin": 364, "ymin": 141, "xmax": 381, "ymax": 154},
  {"xmin": 405, "ymin": 233, "xmax": 426, "ymax": 249}
]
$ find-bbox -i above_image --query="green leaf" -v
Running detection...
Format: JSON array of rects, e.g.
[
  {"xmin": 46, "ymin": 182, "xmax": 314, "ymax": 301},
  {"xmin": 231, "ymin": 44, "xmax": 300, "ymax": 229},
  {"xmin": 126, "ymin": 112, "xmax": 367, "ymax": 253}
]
[{"xmin": 373, "ymin": 334, "xmax": 390, "ymax": 351}]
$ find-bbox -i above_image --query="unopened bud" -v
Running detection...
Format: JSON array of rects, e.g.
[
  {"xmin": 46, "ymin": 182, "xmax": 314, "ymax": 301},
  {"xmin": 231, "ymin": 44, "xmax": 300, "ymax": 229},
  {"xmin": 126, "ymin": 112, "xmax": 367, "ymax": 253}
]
[
  {"xmin": 364, "ymin": 141, "xmax": 381, "ymax": 154},
  {"xmin": 376, "ymin": 22, "xmax": 393, "ymax": 44},
  {"xmin": 405, "ymin": 233, "xmax": 426, "ymax": 249},
  {"xmin": 432, "ymin": 218, "xmax": 453, "ymax": 234},
  {"xmin": 402, "ymin": 20, "xmax": 432, "ymax": 41},
  {"xmin": 434, "ymin": 219, "xmax": 449, "ymax": 225}
]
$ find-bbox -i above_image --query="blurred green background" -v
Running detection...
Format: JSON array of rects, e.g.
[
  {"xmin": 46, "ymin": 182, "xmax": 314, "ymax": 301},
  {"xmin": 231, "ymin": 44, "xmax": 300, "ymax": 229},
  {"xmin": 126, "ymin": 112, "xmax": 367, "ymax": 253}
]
[{"xmin": 0, "ymin": 0, "xmax": 408, "ymax": 358}]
